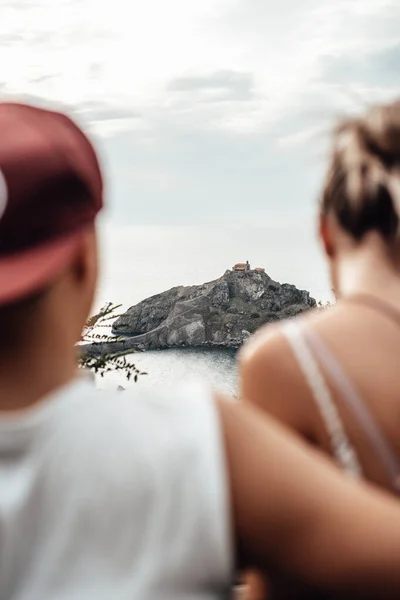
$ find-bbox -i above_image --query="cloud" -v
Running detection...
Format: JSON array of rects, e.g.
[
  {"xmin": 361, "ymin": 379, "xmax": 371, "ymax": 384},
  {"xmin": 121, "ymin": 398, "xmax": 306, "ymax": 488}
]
[
  {"xmin": 0, "ymin": 0, "xmax": 399, "ymax": 226},
  {"xmin": 97, "ymin": 103, "xmax": 319, "ymax": 227},
  {"xmin": 167, "ymin": 70, "xmax": 255, "ymax": 101},
  {"xmin": 319, "ymin": 44, "xmax": 400, "ymax": 89}
]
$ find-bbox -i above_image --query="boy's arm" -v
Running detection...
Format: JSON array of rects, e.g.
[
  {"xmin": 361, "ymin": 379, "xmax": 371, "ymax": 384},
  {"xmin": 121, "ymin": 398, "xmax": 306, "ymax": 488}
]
[{"xmin": 217, "ymin": 396, "xmax": 399, "ymax": 598}]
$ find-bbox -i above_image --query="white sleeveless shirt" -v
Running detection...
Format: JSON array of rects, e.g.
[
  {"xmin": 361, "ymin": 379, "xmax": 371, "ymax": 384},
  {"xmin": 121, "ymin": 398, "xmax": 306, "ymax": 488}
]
[{"xmin": 0, "ymin": 378, "xmax": 233, "ymax": 599}]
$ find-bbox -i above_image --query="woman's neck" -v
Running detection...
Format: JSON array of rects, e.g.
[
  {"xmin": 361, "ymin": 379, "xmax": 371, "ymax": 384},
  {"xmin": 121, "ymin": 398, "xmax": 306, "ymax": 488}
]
[{"xmin": 335, "ymin": 234, "xmax": 400, "ymax": 302}]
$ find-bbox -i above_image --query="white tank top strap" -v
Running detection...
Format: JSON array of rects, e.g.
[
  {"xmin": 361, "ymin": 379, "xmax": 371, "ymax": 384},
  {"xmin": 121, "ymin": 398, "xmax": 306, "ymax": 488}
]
[{"xmin": 281, "ymin": 320, "xmax": 363, "ymax": 479}]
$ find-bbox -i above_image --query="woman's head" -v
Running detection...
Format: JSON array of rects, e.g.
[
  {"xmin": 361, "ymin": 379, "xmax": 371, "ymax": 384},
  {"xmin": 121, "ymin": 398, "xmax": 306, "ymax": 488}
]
[{"xmin": 320, "ymin": 99, "xmax": 400, "ymax": 261}]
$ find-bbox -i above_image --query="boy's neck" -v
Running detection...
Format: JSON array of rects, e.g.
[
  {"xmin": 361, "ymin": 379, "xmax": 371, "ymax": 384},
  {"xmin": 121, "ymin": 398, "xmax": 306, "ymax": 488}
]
[{"xmin": 0, "ymin": 338, "xmax": 78, "ymax": 412}]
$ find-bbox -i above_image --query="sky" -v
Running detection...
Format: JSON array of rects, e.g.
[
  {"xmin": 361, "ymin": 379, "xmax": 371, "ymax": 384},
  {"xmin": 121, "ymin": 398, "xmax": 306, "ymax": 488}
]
[{"xmin": 1, "ymin": 0, "xmax": 400, "ymax": 226}]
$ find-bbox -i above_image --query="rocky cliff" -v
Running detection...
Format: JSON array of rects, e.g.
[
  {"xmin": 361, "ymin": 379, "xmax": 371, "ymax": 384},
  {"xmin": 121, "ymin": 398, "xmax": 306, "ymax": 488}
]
[{"xmin": 84, "ymin": 270, "xmax": 316, "ymax": 356}]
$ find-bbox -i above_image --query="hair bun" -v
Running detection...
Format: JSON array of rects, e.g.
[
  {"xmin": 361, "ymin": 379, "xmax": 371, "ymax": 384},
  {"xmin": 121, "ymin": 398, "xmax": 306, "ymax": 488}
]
[
  {"xmin": 364, "ymin": 101, "xmax": 400, "ymax": 161},
  {"xmin": 322, "ymin": 99, "xmax": 400, "ymax": 242}
]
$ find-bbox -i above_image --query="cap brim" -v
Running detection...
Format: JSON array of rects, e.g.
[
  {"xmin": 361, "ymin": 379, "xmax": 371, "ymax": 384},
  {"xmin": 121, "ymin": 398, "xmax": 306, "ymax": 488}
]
[{"xmin": 0, "ymin": 229, "xmax": 85, "ymax": 305}]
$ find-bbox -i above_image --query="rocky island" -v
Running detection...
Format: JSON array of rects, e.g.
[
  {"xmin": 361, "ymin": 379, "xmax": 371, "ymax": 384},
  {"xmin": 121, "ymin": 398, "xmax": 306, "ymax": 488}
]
[{"xmin": 84, "ymin": 265, "xmax": 316, "ymax": 357}]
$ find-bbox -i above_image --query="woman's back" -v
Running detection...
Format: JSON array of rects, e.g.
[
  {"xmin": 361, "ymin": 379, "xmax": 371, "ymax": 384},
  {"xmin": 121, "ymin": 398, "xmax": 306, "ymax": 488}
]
[
  {"xmin": 241, "ymin": 293, "xmax": 400, "ymax": 495},
  {"xmin": 284, "ymin": 296, "xmax": 400, "ymax": 490}
]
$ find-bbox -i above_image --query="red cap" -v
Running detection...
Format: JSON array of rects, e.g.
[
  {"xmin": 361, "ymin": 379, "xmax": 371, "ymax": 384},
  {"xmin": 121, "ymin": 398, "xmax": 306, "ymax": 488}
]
[{"xmin": 0, "ymin": 103, "xmax": 103, "ymax": 305}]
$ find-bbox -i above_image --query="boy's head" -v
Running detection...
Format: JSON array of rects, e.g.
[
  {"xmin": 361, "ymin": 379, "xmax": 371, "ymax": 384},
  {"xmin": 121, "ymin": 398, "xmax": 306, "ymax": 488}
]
[{"xmin": 0, "ymin": 103, "xmax": 103, "ymax": 345}]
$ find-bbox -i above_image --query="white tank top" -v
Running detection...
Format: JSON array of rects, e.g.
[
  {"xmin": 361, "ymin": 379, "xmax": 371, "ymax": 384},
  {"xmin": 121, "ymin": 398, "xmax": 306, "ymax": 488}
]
[{"xmin": 0, "ymin": 378, "xmax": 233, "ymax": 599}]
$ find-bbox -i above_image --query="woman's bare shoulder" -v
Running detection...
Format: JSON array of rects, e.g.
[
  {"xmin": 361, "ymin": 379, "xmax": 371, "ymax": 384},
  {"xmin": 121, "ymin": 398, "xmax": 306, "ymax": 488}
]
[
  {"xmin": 239, "ymin": 306, "xmax": 330, "ymax": 368},
  {"xmin": 238, "ymin": 307, "xmax": 342, "ymax": 436},
  {"xmin": 241, "ymin": 302, "xmax": 344, "ymax": 355},
  {"xmin": 238, "ymin": 319, "xmax": 309, "ymax": 434},
  {"xmin": 239, "ymin": 320, "xmax": 286, "ymax": 366}
]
